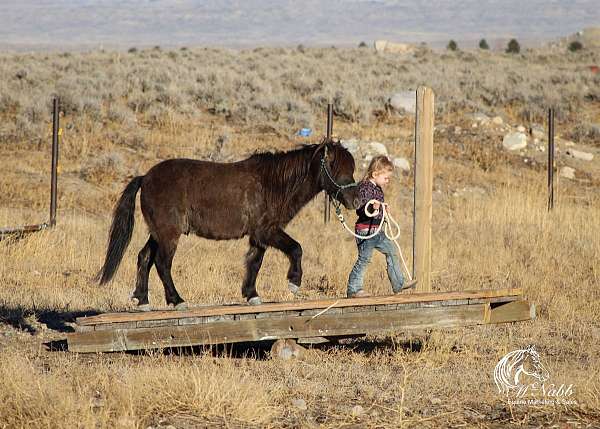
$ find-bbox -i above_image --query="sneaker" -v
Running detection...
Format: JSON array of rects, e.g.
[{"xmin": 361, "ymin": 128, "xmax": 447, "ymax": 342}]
[
  {"xmin": 395, "ymin": 279, "xmax": 418, "ymax": 293},
  {"xmin": 348, "ymin": 290, "xmax": 371, "ymax": 298}
]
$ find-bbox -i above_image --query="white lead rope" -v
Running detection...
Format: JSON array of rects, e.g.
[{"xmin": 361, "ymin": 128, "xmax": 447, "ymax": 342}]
[{"xmin": 336, "ymin": 199, "xmax": 413, "ymax": 282}]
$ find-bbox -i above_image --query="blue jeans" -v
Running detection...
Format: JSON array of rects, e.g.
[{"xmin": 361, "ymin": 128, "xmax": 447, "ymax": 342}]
[{"xmin": 347, "ymin": 230, "xmax": 405, "ymax": 296}]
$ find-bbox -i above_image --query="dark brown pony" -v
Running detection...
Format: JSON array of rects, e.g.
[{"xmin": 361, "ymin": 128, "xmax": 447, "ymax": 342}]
[{"xmin": 98, "ymin": 140, "xmax": 359, "ymax": 309}]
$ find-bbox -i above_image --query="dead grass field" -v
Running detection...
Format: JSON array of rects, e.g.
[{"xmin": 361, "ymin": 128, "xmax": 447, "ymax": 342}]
[{"xmin": 1, "ymin": 46, "xmax": 600, "ymax": 428}]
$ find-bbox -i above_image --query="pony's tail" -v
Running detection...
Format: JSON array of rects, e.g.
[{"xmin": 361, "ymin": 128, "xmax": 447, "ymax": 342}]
[{"xmin": 97, "ymin": 176, "xmax": 144, "ymax": 284}]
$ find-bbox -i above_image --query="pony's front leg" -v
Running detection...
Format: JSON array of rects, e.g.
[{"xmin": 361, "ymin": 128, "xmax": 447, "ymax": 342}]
[
  {"xmin": 267, "ymin": 228, "xmax": 303, "ymax": 295},
  {"xmin": 242, "ymin": 238, "xmax": 266, "ymax": 305}
]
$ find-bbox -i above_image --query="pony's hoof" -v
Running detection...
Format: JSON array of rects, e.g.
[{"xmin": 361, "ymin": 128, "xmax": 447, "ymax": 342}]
[
  {"xmin": 248, "ymin": 296, "xmax": 263, "ymax": 306},
  {"xmin": 288, "ymin": 282, "xmax": 300, "ymax": 295},
  {"xmin": 174, "ymin": 302, "xmax": 189, "ymax": 311},
  {"xmin": 137, "ymin": 304, "xmax": 152, "ymax": 312}
]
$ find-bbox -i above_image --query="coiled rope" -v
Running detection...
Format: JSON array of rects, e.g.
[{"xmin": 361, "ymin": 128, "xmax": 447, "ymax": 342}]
[{"xmin": 335, "ymin": 199, "xmax": 413, "ymax": 282}]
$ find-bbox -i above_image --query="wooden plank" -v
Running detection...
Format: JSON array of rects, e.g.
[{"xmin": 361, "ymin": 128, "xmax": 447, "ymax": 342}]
[
  {"xmin": 93, "ymin": 321, "xmax": 138, "ymax": 331},
  {"xmin": 68, "ymin": 304, "xmax": 491, "ymax": 353},
  {"xmin": 487, "ymin": 300, "xmax": 535, "ymax": 324},
  {"xmin": 76, "ymin": 288, "xmax": 523, "ymax": 327},
  {"xmin": 414, "ymin": 86, "xmax": 434, "ymax": 292}
]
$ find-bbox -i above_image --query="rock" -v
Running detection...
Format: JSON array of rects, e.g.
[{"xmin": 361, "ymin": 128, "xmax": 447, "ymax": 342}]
[
  {"xmin": 341, "ymin": 138, "xmax": 359, "ymax": 155},
  {"xmin": 393, "ymin": 157, "xmax": 410, "ymax": 171},
  {"xmin": 467, "ymin": 112, "xmax": 489, "ymax": 123},
  {"xmin": 351, "ymin": 405, "xmax": 365, "ymax": 417},
  {"xmin": 430, "ymin": 397, "xmax": 443, "ymax": 405},
  {"xmin": 566, "ymin": 149, "xmax": 593, "ymax": 161},
  {"xmin": 560, "ymin": 166, "xmax": 576, "ymax": 179},
  {"xmin": 292, "ymin": 398, "xmax": 307, "ymax": 410},
  {"xmin": 578, "ymin": 27, "xmax": 600, "ymax": 49},
  {"xmin": 530, "ymin": 126, "xmax": 545, "ymax": 139},
  {"xmin": 389, "ymin": 91, "xmax": 415, "ymax": 114},
  {"xmin": 271, "ymin": 339, "xmax": 306, "ymax": 360},
  {"xmin": 516, "ymin": 125, "xmax": 526, "ymax": 133},
  {"xmin": 502, "ymin": 132, "xmax": 528, "ymax": 151},
  {"xmin": 562, "ymin": 140, "xmax": 575, "ymax": 147},
  {"xmin": 375, "ymin": 40, "xmax": 415, "ymax": 54},
  {"xmin": 368, "ymin": 142, "xmax": 388, "ymax": 156},
  {"xmin": 472, "ymin": 123, "xmax": 478, "ymax": 128},
  {"xmin": 492, "ymin": 116, "xmax": 504, "ymax": 125},
  {"xmin": 454, "ymin": 126, "xmax": 462, "ymax": 135}
]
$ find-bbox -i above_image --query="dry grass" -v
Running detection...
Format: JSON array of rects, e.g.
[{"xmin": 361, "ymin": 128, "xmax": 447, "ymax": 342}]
[
  {"xmin": 1, "ymin": 46, "xmax": 600, "ymax": 428},
  {"xmin": 2, "ymin": 174, "xmax": 599, "ymax": 427}
]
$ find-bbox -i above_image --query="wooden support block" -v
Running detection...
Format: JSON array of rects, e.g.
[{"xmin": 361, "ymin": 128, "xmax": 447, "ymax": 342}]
[
  {"xmin": 441, "ymin": 299, "xmax": 469, "ymax": 306},
  {"xmin": 95, "ymin": 321, "xmax": 138, "ymax": 331},
  {"xmin": 178, "ymin": 317, "xmax": 208, "ymax": 326},
  {"xmin": 375, "ymin": 304, "xmax": 398, "ymax": 311},
  {"xmin": 203, "ymin": 315, "xmax": 234, "ymax": 323},
  {"xmin": 396, "ymin": 302, "xmax": 420, "ymax": 309},
  {"xmin": 300, "ymin": 308, "xmax": 343, "ymax": 316},
  {"xmin": 256, "ymin": 311, "xmax": 289, "ymax": 319},
  {"xmin": 136, "ymin": 319, "xmax": 179, "ymax": 328},
  {"xmin": 342, "ymin": 305, "xmax": 376, "ymax": 313},
  {"xmin": 234, "ymin": 314, "xmax": 257, "ymax": 321},
  {"xmin": 487, "ymin": 300, "xmax": 535, "ymax": 324}
]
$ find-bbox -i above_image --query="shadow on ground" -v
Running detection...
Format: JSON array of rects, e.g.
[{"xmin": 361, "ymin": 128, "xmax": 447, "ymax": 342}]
[{"xmin": 0, "ymin": 304, "xmax": 100, "ymax": 334}]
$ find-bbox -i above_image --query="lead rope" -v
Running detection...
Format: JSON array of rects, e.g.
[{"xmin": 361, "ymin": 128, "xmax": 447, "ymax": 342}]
[{"xmin": 334, "ymin": 199, "xmax": 413, "ymax": 282}]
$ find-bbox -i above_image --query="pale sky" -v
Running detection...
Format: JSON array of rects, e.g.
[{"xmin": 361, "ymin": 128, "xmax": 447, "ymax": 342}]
[{"xmin": 0, "ymin": 0, "xmax": 598, "ymax": 50}]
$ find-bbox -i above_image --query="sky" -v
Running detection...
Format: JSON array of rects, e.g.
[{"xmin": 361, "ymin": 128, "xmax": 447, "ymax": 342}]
[{"xmin": 0, "ymin": 0, "xmax": 598, "ymax": 50}]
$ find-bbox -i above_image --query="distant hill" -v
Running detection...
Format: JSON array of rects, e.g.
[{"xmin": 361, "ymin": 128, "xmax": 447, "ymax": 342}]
[{"xmin": 1, "ymin": 0, "xmax": 599, "ymax": 50}]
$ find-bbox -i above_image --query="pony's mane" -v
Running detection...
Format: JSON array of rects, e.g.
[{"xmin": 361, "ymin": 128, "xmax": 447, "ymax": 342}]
[{"xmin": 247, "ymin": 144, "xmax": 321, "ymax": 206}]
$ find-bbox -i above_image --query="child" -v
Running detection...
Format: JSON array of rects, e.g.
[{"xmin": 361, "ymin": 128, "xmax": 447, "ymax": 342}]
[{"xmin": 346, "ymin": 155, "xmax": 411, "ymax": 298}]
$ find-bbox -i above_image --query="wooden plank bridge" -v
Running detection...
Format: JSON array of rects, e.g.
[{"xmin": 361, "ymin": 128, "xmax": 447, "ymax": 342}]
[{"xmin": 67, "ymin": 288, "xmax": 534, "ymax": 353}]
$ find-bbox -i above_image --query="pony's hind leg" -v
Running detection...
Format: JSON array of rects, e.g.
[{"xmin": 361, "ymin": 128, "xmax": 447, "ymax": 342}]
[
  {"xmin": 154, "ymin": 233, "xmax": 186, "ymax": 309},
  {"xmin": 130, "ymin": 236, "xmax": 158, "ymax": 310},
  {"xmin": 266, "ymin": 228, "xmax": 303, "ymax": 295},
  {"xmin": 242, "ymin": 238, "xmax": 266, "ymax": 304}
]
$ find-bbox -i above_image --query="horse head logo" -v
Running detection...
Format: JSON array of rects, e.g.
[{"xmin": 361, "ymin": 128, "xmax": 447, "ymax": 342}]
[{"xmin": 494, "ymin": 345, "xmax": 550, "ymax": 394}]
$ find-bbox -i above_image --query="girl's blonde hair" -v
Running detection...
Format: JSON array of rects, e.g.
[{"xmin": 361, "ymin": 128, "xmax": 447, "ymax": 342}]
[{"xmin": 363, "ymin": 155, "xmax": 394, "ymax": 181}]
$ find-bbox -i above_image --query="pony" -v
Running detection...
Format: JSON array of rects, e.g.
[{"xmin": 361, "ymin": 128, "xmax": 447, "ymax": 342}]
[{"xmin": 97, "ymin": 140, "xmax": 359, "ymax": 309}]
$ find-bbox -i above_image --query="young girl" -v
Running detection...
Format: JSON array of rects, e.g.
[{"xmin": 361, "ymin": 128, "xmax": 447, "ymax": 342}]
[{"xmin": 346, "ymin": 155, "xmax": 412, "ymax": 298}]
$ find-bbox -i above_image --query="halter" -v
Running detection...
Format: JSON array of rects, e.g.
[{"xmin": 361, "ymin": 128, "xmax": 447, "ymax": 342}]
[{"xmin": 319, "ymin": 145, "xmax": 357, "ymax": 215}]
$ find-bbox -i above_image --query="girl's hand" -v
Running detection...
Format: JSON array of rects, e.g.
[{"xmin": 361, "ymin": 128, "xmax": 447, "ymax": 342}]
[{"xmin": 372, "ymin": 201, "xmax": 381, "ymax": 210}]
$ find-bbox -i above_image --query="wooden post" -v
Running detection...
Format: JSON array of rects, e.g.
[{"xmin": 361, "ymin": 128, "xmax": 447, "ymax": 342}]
[
  {"xmin": 547, "ymin": 108, "xmax": 555, "ymax": 211},
  {"xmin": 324, "ymin": 104, "xmax": 333, "ymax": 223},
  {"xmin": 413, "ymin": 87, "xmax": 434, "ymax": 292}
]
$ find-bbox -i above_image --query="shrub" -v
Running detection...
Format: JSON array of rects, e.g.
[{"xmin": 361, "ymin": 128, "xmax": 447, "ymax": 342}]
[
  {"xmin": 479, "ymin": 39, "xmax": 490, "ymax": 50},
  {"xmin": 506, "ymin": 39, "xmax": 520, "ymax": 54},
  {"xmin": 568, "ymin": 41, "xmax": 583, "ymax": 52},
  {"xmin": 447, "ymin": 40, "xmax": 458, "ymax": 51},
  {"xmin": 358, "ymin": 41, "xmax": 367, "ymax": 48}
]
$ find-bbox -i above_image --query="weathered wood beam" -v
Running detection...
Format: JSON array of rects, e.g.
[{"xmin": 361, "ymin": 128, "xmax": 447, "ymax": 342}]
[{"xmin": 68, "ymin": 300, "xmax": 534, "ymax": 353}]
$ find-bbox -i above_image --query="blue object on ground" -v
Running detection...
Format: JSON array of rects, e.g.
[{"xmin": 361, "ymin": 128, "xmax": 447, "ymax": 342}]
[{"xmin": 297, "ymin": 128, "xmax": 312, "ymax": 137}]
